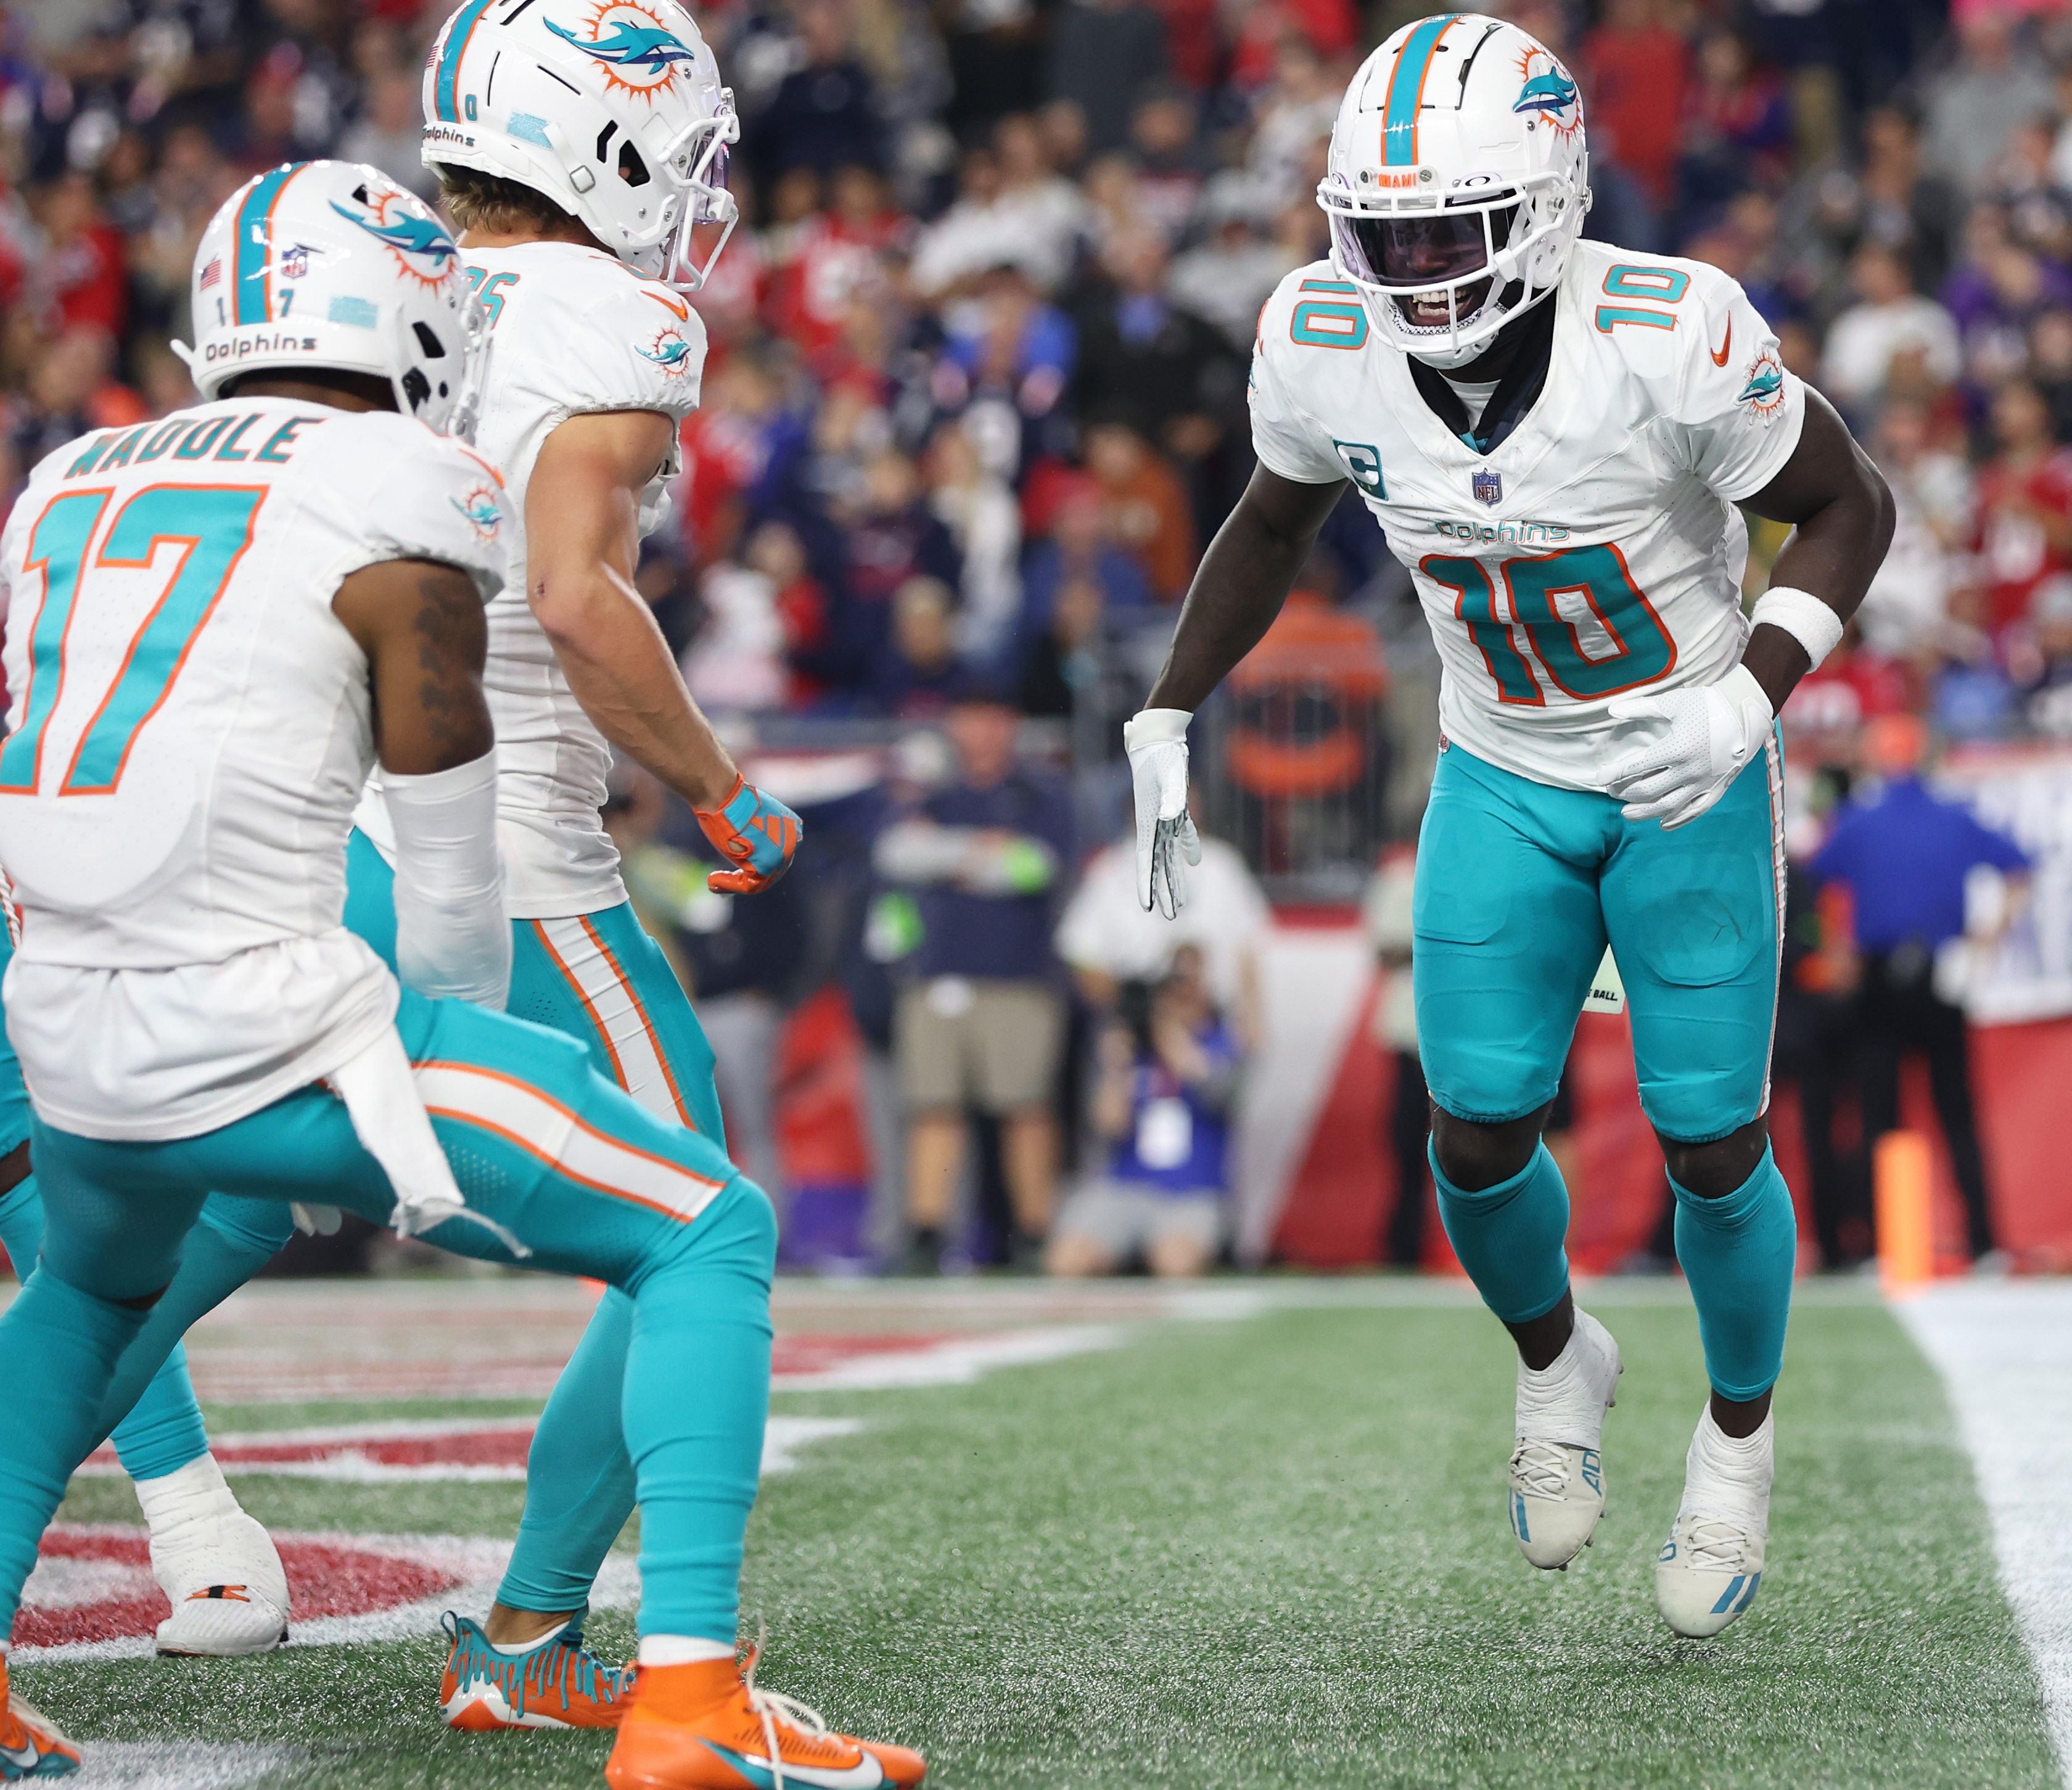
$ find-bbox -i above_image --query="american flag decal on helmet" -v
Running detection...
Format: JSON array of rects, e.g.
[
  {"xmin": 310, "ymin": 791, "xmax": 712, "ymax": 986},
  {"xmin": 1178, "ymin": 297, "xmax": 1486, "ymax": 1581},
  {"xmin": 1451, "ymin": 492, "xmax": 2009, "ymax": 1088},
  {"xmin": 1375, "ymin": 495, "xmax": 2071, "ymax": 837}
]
[{"xmin": 200, "ymin": 258, "xmax": 222, "ymax": 289}]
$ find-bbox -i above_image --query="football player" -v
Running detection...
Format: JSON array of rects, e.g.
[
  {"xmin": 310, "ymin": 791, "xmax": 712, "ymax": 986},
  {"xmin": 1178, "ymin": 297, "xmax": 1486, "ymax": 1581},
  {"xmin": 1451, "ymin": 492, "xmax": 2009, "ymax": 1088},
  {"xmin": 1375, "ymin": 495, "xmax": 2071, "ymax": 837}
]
[
  {"xmin": 88, "ymin": 0, "xmax": 801, "ymax": 1728},
  {"xmin": 1125, "ymin": 15, "xmax": 1893, "ymax": 1638},
  {"xmin": 384, "ymin": 0, "xmax": 808, "ymax": 1725},
  {"xmin": 0, "ymin": 161, "xmax": 921, "ymax": 1789}
]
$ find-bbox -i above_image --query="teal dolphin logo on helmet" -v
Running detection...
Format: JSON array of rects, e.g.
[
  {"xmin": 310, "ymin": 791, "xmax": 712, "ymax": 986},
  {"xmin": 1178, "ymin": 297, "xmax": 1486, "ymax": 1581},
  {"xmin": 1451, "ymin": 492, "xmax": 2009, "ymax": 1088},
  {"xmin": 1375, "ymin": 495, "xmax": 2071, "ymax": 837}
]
[
  {"xmin": 330, "ymin": 201, "xmax": 458, "ymax": 274},
  {"xmin": 545, "ymin": 14, "xmax": 696, "ymax": 76},
  {"xmin": 1513, "ymin": 70, "xmax": 1578, "ymax": 117}
]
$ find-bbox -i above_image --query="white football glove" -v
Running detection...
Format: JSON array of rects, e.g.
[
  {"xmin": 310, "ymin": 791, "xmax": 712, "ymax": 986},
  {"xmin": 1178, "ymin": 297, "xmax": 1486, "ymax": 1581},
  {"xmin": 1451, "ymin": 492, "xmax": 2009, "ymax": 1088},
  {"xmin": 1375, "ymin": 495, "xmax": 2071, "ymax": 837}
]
[
  {"xmin": 1124, "ymin": 707, "xmax": 1201, "ymax": 918},
  {"xmin": 1605, "ymin": 664, "xmax": 1774, "ymax": 830}
]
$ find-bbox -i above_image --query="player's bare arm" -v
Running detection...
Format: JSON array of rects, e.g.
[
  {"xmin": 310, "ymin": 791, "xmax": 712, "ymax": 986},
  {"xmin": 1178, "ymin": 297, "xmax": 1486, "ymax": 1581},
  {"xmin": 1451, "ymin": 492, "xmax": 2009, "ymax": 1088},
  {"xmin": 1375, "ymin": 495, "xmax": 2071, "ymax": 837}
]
[
  {"xmin": 1126, "ymin": 466, "xmax": 1346, "ymax": 915},
  {"xmin": 334, "ymin": 555, "xmax": 509, "ymax": 1009},
  {"xmin": 525, "ymin": 409, "xmax": 800, "ymax": 893},
  {"xmin": 334, "ymin": 559, "xmax": 495, "ymax": 774},
  {"xmin": 1735, "ymin": 389, "xmax": 1896, "ymax": 712},
  {"xmin": 1147, "ymin": 466, "xmax": 1349, "ymax": 714},
  {"xmin": 525, "ymin": 408, "xmax": 736, "ymax": 809}
]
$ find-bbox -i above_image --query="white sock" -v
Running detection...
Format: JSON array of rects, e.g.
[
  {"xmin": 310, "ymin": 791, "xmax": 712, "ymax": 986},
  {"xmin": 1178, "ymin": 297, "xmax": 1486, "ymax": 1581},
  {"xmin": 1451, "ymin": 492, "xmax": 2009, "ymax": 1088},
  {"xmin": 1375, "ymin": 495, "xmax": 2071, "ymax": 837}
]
[
  {"xmin": 132, "ymin": 1454, "xmax": 238, "ymax": 1533},
  {"xmin": 487, "ymin": 1625, "xmax": 572, "ymax": 1656},
  {"xmin": 638, "ymin": 1635, "xmax": 738, "ymax": 1667},
  {"xmin": 1684, "ymin": 1408, "xmax": 1774, "ymax": 1524}
]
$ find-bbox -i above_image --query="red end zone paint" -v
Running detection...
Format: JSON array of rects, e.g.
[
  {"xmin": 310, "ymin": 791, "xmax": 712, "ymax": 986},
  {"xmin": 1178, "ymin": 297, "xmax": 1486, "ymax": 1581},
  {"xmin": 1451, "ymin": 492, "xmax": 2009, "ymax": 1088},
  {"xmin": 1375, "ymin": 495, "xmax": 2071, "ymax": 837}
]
[{"xmin": 17, "ymin": 1528, "xmax": 459, "ymax": 1651}]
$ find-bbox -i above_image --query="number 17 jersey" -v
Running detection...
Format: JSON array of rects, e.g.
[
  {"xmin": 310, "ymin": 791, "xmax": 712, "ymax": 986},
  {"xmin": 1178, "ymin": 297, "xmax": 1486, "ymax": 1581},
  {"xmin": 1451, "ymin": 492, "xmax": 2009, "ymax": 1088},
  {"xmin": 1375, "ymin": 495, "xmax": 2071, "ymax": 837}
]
[{"xmin": 1248, "ymin": 241, "xmax": 1806, "ymax": 794}]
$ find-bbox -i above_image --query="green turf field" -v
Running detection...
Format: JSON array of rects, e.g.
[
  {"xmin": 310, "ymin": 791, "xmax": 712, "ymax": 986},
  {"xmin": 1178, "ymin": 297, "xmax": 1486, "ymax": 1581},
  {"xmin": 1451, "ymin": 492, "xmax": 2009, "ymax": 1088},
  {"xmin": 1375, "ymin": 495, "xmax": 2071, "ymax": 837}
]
[{"xmin": 15, "ymin": 1281, "xmax": 2058, "ymax": 1789}]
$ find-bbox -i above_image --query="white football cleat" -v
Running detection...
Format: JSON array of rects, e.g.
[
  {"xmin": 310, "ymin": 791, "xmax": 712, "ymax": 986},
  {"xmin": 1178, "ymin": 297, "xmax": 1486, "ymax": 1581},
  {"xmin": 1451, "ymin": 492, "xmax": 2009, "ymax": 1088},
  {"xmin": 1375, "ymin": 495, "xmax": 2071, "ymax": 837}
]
[
  {"xmin": 1655, "ymin": 1407, "xmax": 1774, "ymax": 1638},
  {"xmin": 133, "ymin": 1456, "xmax": 291, "ymax": 1657},
  {"xmin": 1508, "ymin": 1306, "xmax": 1622, "ymax": 1570}
]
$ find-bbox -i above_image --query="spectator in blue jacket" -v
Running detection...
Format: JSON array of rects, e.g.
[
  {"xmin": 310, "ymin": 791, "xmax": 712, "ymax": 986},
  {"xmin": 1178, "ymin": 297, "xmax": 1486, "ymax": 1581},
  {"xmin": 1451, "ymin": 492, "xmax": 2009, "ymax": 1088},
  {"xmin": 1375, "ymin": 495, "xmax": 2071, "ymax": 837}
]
[{"xmin": 1812, "ymin": 714, "xmax": 2031, "ymax": 1265}]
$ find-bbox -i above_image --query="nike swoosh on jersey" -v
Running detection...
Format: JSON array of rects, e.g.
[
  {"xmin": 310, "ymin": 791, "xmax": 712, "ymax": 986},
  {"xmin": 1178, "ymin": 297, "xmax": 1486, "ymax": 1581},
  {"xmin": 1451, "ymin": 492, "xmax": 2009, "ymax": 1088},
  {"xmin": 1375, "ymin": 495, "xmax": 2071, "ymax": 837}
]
[
  {"xmin": 1709, "ymin": 319, "xmax": 1732, "ymax": 367},
  {"xmin": 643, "ymin": 288, "xmax": 690, "ymax": 321},
  {"xmin": 700, "ymin": 1739, "xmax": 885, "ymax": 1789}
]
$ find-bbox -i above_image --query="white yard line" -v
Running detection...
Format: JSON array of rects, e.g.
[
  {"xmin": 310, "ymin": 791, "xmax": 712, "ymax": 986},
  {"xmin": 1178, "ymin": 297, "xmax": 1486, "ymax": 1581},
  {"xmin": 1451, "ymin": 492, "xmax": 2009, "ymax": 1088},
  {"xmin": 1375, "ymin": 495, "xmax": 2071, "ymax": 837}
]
[
  {"xmin": 70, "ymin": 1742, "xmax": 302, "ymax": 1788},
  {"xmin": 1896, "ymin": 1284, "xmax": 2072, "ymax": 1783}
]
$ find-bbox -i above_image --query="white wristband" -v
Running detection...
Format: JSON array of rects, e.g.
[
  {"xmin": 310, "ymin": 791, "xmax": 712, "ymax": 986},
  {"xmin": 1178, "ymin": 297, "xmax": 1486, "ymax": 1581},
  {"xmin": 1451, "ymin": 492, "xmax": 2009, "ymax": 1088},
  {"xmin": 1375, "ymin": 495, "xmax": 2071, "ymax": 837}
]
[
  {"xmin": 1750, "ymin": 586, "xmax": 1844, "ymax": 671},
  {"xmin": 384, "ymin": 751, "xmax": 511, "ymax": 1010},
  {"xmin": 1124, "ymin": 707, "xmax": 1193, "ymax": 751}
]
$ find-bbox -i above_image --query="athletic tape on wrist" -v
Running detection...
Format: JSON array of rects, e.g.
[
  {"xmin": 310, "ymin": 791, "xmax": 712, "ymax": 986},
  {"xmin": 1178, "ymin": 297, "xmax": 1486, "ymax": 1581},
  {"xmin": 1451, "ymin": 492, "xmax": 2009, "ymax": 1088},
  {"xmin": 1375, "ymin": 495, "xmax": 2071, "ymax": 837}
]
[
  {"xmin": 1124, "ymin": 707, "xmax": 1194, "ymax": 751},
  {"xmin": 1750, "ymin": 587, "xmax": 1844, "ymax": 670}
]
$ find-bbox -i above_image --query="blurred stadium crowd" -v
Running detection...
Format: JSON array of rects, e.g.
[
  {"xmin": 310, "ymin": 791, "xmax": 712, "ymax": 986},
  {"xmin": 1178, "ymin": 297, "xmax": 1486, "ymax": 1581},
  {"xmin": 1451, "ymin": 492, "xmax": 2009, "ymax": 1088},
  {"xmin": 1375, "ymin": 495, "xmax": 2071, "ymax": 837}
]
[{"xmin": 0, "ymin": 0, "xmax": 2062, "ymax": 1276}]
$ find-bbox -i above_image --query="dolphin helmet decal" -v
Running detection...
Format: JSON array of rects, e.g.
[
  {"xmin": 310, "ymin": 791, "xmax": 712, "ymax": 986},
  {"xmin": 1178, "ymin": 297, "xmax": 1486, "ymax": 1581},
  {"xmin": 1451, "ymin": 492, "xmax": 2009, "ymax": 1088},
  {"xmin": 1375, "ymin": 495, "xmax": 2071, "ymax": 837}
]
[
  {"xmin": 421, "ymin": 0, "xmax": 738, "ymax": 289},
  {"xmin": 176, "ymin": 160, "xmax": 490, "ymax": 437},
  {"xmin": 1318, "ymin": 14, "xmax": 1592, "ymax": 367}
]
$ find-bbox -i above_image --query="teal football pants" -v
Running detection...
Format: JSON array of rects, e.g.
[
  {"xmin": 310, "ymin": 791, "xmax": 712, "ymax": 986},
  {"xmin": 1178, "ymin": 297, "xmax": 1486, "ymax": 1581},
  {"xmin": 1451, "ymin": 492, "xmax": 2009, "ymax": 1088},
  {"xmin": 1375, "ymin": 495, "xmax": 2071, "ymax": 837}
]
[
  {"xmin": 1412, "ymin": 737, "xmax": 1785, "ymax": 1140},
  {"xmin": 1415, "ymin": 739, "xmax": 1795, "ymax": 1399},
  {"xmin": 0, "ymin": 986, "xmax": 771, "ymax": 1644},
  {"xmin": 0, "ymin": 931, "xmax": 284, "ymax": 1484},
  {"xmin": 345, "ymin": 831, "xmax": 727, "ymax": 1619}
]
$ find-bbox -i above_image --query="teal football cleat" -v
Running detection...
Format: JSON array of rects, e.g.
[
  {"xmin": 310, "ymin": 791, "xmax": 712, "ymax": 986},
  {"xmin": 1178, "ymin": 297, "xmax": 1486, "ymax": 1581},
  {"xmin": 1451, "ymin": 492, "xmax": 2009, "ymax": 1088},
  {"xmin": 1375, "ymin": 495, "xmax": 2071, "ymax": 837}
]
[{"xmin": 440, "ymin": 1611, "xmax": 629, "ymax": 1730}]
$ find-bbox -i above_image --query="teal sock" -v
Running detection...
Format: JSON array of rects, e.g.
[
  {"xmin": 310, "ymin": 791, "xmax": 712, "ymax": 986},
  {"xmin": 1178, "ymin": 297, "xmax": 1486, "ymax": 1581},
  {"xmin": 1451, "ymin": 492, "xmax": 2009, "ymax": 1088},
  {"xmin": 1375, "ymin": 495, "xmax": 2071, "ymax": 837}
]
[
  {"xmin": 1431, "ymin": 1139, "xmax": 1571, "ymax": 1325},
  {"xmin": 1672, "ymin": 1144, "xmax": 1796, "ymax": 1401},
  {"xmin": 496, "ymin": 1287, "xmax": 638, "ymax": 1617},
  {"xmin": 622, "ymin": 1182, "xmax": 775, "ymax": 1641},
  {"xmin": 0, "ymin": 1269, "xmax": 147, "ymax": 1631},
  {"xmin": 0, "ymin": 1171, "xmax": 213, "ymax": 1483}
]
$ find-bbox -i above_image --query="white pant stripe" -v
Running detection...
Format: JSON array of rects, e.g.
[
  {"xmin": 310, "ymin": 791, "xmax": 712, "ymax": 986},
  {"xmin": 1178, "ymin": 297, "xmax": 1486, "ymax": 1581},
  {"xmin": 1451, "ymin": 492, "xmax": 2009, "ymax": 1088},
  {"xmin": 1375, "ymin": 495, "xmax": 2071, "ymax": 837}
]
[
  {"xmin": 532, "ymin": 917, "xmax": 688, "ymax": 1126},
  {"xmin": 415, "ymin": 1062, "xmax": 725, "ymax": 1225}
]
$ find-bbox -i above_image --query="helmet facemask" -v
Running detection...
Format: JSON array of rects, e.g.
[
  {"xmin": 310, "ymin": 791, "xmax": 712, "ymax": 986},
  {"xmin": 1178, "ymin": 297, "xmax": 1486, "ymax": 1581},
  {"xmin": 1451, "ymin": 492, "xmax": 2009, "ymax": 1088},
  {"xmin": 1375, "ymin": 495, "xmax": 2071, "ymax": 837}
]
[
  {"xmin": 619, "ymin": 99, "xmax": 741, "ymax": 289},
  {"xmin": 1322, "ymin": 170, "xmax": 1581, "ymax": 368}
]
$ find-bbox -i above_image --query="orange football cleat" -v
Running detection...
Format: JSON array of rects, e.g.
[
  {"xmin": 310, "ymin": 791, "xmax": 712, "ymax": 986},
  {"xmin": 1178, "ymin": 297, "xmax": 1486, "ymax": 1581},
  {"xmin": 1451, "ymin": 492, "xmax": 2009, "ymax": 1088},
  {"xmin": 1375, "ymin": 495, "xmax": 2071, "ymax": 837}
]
[
  {"xmin": 439, "ymin": 1612, "xmax": 627, "ymax": 1730},
  {"xmin": 605, "ymin": 1650, "xmax": 925, "ymax": 1790},
  {"xmin": 0, "ymin": 1657, "xmax": 80, "ymax": 1779}
]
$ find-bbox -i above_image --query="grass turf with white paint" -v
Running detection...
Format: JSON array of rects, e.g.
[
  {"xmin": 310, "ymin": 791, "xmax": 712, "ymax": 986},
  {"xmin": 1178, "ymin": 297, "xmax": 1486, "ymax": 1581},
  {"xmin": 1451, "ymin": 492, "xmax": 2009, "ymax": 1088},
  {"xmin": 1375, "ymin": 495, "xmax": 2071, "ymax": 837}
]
[{"xmin": 18, "ymin": 1284, "xmax": 2057, "ymax": 1789}]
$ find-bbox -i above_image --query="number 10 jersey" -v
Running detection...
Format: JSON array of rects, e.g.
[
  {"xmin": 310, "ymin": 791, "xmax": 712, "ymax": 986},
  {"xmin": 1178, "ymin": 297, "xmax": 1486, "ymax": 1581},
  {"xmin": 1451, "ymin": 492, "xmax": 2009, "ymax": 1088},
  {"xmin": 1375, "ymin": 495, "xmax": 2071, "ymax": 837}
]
[{"xmin": 1248, "ymin": 240, "xmax": 1806, "ymax": 794}]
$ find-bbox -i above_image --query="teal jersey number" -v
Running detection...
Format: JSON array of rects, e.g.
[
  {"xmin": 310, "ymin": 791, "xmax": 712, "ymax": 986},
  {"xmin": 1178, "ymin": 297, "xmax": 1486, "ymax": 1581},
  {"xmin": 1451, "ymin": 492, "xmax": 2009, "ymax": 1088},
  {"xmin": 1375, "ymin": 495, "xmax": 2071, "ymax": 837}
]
[
  {"xmin": 1424, "ymin": 543, "xmax": 1676, "ymax": 705},
  {"xmin": 463, "ymin": 266, "xmax": 521, "ymax": 326},
  {"xmin": 0, "ymin": 484, "xmax": 266, "ymax": 796},
  {"xmin": 1423, "ymin": 555, "xmax": 1542, "ymax": 706},
  {"xmin": 0, "ymin": 490, "xmax": 110, "ymax": 791}
]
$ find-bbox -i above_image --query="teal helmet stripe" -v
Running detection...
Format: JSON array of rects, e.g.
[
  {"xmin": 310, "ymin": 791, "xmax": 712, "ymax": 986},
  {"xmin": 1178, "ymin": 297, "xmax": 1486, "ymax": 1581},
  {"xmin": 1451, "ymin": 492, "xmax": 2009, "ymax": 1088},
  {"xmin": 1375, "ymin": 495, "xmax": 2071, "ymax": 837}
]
[
  {"xmin": 1382, "ymin": 14, "xmax": 1460, "ymax": 166},
  {"xmin": 232, "ymin": 165, "xmax": 298, "ymax": 325},
  {"xmin": 434, "ymin": 0, "xmax": 500, "ymax": 123}
]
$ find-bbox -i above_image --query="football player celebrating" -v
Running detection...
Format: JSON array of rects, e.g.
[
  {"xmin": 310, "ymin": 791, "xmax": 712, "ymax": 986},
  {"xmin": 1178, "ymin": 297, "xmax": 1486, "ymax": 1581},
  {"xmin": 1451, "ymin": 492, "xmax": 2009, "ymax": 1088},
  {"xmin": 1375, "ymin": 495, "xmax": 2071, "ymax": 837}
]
[
  {"xmin": 1127, "ymin": 15, "xmax": 1891, "ymax": 1638},
  {"xmin": 0, "ymin": 161, "xmax": 921, "ymax": 1789},
  {"xmin": 366, "ymin": 0, "xmax": 808, "ymax": 1726}
]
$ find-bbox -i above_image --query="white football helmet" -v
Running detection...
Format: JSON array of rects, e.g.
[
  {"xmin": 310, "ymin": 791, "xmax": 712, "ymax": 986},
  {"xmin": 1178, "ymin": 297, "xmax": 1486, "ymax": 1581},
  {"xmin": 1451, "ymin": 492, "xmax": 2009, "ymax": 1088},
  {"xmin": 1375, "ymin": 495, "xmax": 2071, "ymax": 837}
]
[
  {"xmin": 419, "ymin": 0, "xmax": 738, "ymax": 290},
  {"xmin": 177, "ymin": 161, "xmax": 489, "ymax": 436},
  {"xmin": 1317, "ymin": 14, "xmax": 1591, "ymax": 368}
]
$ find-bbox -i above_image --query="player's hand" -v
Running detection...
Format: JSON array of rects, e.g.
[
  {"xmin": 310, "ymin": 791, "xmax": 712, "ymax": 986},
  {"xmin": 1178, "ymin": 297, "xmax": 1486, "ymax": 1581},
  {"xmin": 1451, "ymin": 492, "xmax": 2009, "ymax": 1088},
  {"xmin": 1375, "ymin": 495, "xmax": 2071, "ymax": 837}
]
[
  {"xmin": 694, "ymin": 774, "xmax": 802, "ymax": 894},
  {"xmin": 1124, "ymin": 707, "xmax": 1201, "ymax": 918},
  {"xmin": 1605, "ymin": 665, "xmax": 1774, "ymax": 830}
]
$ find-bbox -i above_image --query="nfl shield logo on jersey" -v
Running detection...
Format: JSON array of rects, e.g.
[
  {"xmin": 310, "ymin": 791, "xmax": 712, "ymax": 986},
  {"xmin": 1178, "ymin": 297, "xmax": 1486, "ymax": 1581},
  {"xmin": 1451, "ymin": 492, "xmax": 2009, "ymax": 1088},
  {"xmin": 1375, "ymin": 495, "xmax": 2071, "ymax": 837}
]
[{"xmin": 1472, "ymin": 469, "xmax": 1502, "ymax": 506}]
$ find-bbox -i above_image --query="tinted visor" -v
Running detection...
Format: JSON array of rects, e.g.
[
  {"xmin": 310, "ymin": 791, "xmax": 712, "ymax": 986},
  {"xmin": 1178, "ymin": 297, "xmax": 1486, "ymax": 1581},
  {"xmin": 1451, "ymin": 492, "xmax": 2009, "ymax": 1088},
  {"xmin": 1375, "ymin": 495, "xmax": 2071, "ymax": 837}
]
[{"xmin": 1344, "ymin": 204, "xmax": 1516, "ymax": 289}]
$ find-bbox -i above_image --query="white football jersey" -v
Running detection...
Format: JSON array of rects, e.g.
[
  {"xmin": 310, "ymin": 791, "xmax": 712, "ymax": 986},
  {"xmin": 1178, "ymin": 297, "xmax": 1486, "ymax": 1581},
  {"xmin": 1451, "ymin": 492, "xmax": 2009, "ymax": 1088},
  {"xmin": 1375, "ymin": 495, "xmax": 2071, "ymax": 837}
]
[
  {"xmin": 0, "ymin": 398, "xmax": 508, "ymax": 1139},
  {"xmin": 1249, "ymin": 241, "xmax": 1806, "ymax": 793},
  {"xmin": 355, "ymin": 241, "xmax": 708, "ymax": 919}
]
